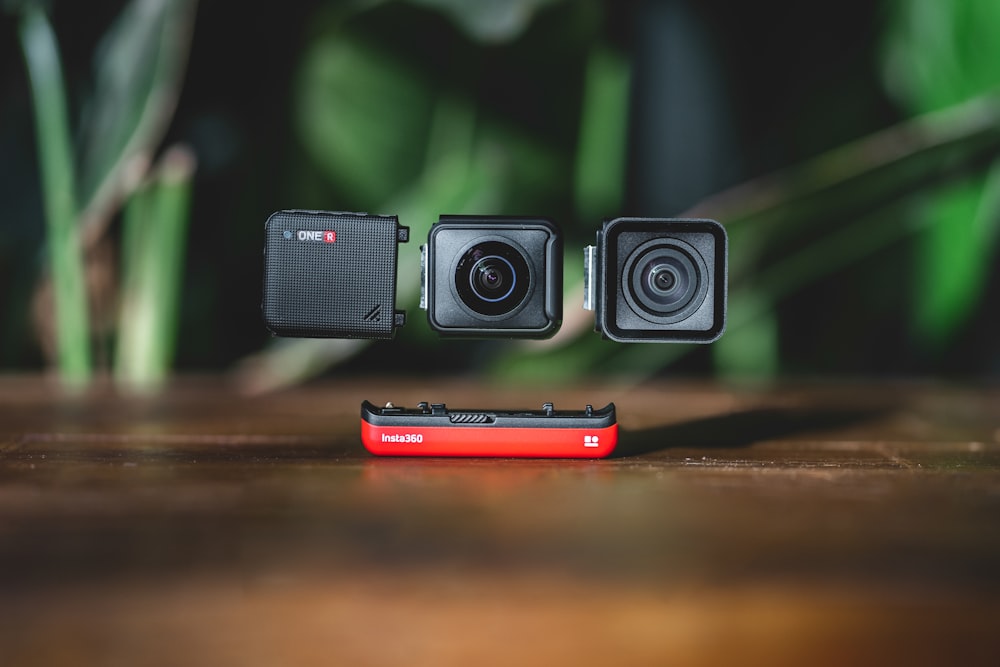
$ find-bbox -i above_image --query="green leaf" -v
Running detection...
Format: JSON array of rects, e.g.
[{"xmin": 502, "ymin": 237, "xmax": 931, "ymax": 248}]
[
  {"xmin": 883, "ymin": 0, "xmax": 1000, "ymax": 346},
  {"xmin": 76, "ymin": 0, "xmax": 197, "ymax": 237},
  {"xmin": 115, "ymin": 147, "xmax": 194, "ymax": 390},
  {"xmin": 293, "ymin": 32, "xmax": 434, "ymax": 206},
  {"xmin": 404, "ymin": 0, "xmax": 561, "ymax": 42},
  {"xmin": 18, "ymin": 4, "xmax": 91, "ymax": 385},
  {"xmin": 574, "ymin": 45, "xmax": 629, "ymax": 220},
  {"xmin": 911, "ymin": 163, "xmax": 1000, "ymax": 344}
]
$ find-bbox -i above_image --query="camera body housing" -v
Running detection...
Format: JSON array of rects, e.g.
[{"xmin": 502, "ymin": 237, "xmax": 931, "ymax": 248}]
[
  {"xmin": 585, "ymin": 217, "xmax": 727, "ymax": 343},
  {"xmin": 421, "ymin": 216, "xmax": 562, "ymax": 338},
  {"xmin": 262, "ymin": 210, "xmax": 408, "ymax": 339}
]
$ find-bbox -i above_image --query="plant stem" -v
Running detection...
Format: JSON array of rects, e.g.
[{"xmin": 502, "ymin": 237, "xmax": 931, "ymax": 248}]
[
  {"xmin": 115, "ymin": 147, "xmax": 194, "ymax": 390},
  {"xmin": 19, "ymin": 6, "xmax": 91, "ymax": 386}
]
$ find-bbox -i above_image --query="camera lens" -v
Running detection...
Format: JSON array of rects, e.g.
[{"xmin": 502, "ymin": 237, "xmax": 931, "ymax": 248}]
[
  {"xmin": 650, "ymin": 266, "xmax": 677, "ymax": 294},
  {"xmin": 473, "ymin": 261, "xmax": 511, "ymax": 300},
  {"xmin": 455, "ymin": 241, "xmax": 531, "ymax": 316},
  {"xmin": 622, "ymin": 239, "xmax": 709, "ymax": 324}
]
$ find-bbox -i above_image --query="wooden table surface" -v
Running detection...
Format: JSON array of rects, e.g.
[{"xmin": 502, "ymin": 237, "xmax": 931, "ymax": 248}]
[{"xmin": 1, "ymin": 375, "xmax": 998, "ymax": 665}]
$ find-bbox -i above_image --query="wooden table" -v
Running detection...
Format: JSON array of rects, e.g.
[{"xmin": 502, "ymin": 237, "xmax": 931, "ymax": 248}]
[{"xmin": 1, "ymin": 376, "xmax": 998, "ymax": 665}]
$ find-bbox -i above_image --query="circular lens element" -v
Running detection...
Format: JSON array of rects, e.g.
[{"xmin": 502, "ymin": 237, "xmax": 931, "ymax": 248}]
[
  {"xmin": 622, "ymin": 239, "xmax": 710, "ymax": 324},
  {"xmin": 455, "ymin": 241, "xmax": 531, "ymax": 316},
  {"xmin": 471, "ymin": 257, "xmax": 514, "ymax": 302},
  {"xmin": 651, "ymin": 267, "xmax": 676, "ymax": 293}
]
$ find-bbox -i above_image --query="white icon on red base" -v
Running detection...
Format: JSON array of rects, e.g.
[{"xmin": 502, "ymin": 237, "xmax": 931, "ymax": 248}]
[{"xmin": 583, "ymin": 435, "xmax": 600, "ymax": 448}]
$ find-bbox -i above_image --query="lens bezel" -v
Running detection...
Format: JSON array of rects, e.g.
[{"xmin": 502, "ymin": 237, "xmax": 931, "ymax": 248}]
[
  {"xmin": 454, "ymin": 240, "xmax": 532, "ymax": 317},
  {"xmin": 621, "ymin": 238, "xmax": 710, "ymax": 325},
  {"xmin": 470, "ymin": 255, "xmax": 516, "ymax": 303}
]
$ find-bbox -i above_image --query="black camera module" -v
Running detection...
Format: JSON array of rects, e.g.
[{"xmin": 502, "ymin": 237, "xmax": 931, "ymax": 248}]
[
  {"xmin": 584, "ymin": 217, "xmax": 727, "ymax": 343},
  {"xmin": 421, "ymin": 216, "xmax": 562, "ymax": 338},
  {"xmin": 261, "ymin": 210, "xmax": 408, "ymax": 340}
]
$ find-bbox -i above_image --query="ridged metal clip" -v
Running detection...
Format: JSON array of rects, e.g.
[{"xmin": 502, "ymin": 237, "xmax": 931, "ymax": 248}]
[{"xmin": 583, "ymin": 245, "xmax": 597, "ymax": 311}]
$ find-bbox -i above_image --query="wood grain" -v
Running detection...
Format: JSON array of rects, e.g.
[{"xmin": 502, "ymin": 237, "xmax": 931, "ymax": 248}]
[{"xmin": 1, "ymin": 376, "xmax": 998, "ymax": 665}]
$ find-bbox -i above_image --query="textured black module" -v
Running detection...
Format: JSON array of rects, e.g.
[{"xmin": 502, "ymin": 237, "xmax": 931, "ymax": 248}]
[{"xmin": 262, "ymin": 210, "xmax": 407, "ymax": 339}]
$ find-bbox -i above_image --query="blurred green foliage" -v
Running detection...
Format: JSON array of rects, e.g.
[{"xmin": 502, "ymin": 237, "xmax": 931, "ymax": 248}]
[
  {"xmin": 10, "ymin": 0, "xmax": 196, "ymax": 389},
  {"xmin": 3, "ymin": 0, "xmax": 999, "ymax": 388},
  {"xmin": 17, "ymin": 3, "xmax": 90, "ymax": 385},
  {"xmin": 884, "ymin": 0, "xmax": 1000, "ymax": 347}
]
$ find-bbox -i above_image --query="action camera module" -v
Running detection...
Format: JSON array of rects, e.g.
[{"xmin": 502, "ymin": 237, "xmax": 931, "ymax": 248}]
[
  {"xmin": 584, "ymin": 217, "xmax": 727, "ymax": 343},
  {"xmin": 420, "ymin": 216, "xmax": 562, "ymax": 338},
  {"xmin": 262, "ymin": 210, "xmax": 408, "ymax": 340}
]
